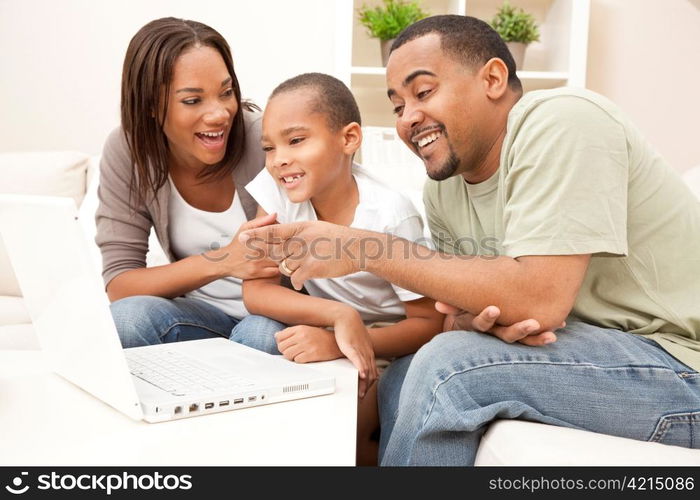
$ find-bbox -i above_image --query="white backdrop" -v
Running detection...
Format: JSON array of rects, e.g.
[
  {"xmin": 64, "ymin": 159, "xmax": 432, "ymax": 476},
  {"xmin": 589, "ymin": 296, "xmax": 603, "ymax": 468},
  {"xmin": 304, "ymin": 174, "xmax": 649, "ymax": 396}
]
[
  {"xmin": 0, "ymin": 0, "xmax": 340, "ymax": 156},
  {"xmin": 1, "ymin": 0, "xmax": 699, "ymax": 172}
]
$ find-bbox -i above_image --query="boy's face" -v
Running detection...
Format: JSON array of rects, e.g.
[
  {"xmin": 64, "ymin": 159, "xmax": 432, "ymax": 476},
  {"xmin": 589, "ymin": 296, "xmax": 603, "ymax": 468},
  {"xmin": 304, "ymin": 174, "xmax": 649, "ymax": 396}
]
[{"xmin": 261, "ymin": 89, "xmax": 349, "ymax": 204}]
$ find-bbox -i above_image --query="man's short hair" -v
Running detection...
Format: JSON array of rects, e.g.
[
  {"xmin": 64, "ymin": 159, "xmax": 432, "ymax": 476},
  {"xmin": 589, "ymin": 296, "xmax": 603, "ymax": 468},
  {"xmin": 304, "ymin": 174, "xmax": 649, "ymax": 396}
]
[
  {"xmin": 270, "ymin": 73, "xmax": 362, "ymax": 130},
  {"xmin": 391, "ymin": 15, "xmax": 522, "ymax": 93}
]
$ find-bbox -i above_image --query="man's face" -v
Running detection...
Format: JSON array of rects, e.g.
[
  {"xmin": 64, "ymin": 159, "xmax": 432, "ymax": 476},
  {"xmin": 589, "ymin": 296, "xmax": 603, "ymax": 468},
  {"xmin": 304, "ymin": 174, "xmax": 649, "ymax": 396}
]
[{"xmin": 386, "ymin": 34, "xmax": 490, "ymax": 181}]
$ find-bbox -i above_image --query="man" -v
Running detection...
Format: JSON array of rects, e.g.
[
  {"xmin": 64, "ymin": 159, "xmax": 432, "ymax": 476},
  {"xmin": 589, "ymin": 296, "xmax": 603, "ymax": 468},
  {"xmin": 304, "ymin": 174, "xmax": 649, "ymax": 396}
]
[{"xmin": 241, "ymin": 16, "xmax": 700, "ymax": 465}]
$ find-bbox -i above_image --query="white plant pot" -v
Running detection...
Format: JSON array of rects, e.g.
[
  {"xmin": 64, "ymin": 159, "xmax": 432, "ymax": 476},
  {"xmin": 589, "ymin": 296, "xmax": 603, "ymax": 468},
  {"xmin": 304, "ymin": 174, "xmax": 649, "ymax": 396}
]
[
  {"xmin": 380, "ymin": 38, "xmax": 395, "ymax": 67},
  {"xmin": 506, "ymin": 42, "xmax": 527, "ymax": 71}
]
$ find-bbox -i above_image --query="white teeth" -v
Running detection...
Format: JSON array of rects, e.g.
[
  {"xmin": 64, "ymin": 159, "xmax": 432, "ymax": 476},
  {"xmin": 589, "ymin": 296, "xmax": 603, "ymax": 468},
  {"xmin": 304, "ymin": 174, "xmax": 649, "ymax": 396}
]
[
  {"xmin": 283, "ymin": 175, "xmax": 303, "ymax": 183},
  {"xmin": 199, "ymin": 131, "xmax": 224, "ymax": 137},
  {"xmin": 416, "ymin": 132, "xmax": 441, "ymax": 148}
]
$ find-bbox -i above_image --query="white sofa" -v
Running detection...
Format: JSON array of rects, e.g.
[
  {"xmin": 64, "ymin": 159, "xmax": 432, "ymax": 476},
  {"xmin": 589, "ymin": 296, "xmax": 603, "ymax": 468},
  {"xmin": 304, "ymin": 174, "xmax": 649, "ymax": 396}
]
[{"xmin": 1, "ymin": 149, "xmax": 699, "ymax": 465}]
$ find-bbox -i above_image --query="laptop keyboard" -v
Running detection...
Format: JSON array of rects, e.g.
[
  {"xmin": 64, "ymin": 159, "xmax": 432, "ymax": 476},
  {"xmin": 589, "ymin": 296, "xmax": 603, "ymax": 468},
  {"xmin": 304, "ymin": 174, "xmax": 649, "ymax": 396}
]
[{"xmin": 125, "ymin": 349, "xmax": 256, "ymax": 397}]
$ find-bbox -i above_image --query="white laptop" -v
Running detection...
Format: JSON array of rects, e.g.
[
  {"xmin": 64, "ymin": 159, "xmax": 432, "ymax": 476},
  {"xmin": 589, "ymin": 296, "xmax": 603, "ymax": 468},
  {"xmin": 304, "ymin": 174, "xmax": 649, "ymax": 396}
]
[{"xmin": 0, "ymin": 194, "xmax": 335, "ymax": 423}]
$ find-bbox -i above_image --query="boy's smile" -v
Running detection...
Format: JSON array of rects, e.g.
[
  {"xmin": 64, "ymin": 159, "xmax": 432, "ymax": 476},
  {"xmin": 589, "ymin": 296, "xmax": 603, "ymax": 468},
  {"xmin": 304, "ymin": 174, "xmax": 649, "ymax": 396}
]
[{"xmin": 279, "ymin": 172, "xmax": 305, "ymax": 189}]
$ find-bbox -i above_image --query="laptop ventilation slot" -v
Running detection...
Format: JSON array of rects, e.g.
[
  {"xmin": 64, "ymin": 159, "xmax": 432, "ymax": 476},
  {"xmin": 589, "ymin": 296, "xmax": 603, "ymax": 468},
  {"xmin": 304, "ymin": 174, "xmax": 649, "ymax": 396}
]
[{"xmin": 283, "ymin": 383, "xmax": 309, "ymax": 393}]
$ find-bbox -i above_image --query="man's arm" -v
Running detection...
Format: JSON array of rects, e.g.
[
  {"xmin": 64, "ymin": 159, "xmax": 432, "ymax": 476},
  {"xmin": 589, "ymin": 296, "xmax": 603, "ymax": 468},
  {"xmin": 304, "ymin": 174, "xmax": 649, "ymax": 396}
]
[
  {"xmin": 241, "ymin": 223, "xmax": 589, "ymax": 334},
  {"xmin": 365, "ymin": 233, "xmax": 590, "ymax": 333}
]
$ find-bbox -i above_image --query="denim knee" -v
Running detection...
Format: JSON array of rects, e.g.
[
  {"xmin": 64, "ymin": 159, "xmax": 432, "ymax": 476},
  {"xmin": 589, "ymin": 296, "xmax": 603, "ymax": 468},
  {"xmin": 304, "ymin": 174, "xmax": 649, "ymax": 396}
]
[
  {"xmin": 110, "ymin": 295, "xmax": 171, "ymax": 348},
  {"xmin": 378, "ymin": 354, "xmax": 414, "ymax": 461},
  {"xmin": 230, "ymin": 315, "xmax": 286, "ymax": 355}
]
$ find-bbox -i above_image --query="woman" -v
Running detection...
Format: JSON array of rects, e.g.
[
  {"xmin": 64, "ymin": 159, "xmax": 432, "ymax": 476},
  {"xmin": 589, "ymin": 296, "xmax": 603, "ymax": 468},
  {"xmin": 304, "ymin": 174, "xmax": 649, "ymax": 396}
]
[{"xmin": 96, "ymin": 17, "xmax": 281, "ymax": 347}]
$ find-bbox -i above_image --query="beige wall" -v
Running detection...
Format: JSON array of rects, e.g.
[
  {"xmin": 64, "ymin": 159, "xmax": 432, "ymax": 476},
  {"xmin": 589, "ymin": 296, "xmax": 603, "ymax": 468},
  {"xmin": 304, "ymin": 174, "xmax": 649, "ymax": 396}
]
[
  {"xmin": 587, "ymin": 0, "xmax": 700, "ymax": 172},
  {"xmin": 0, "ymin": 0, "xmax": 339, "ymax": 156},
  {"xmin": 2, "ymin": 0, "xmax": 698, "ymax": 170}
]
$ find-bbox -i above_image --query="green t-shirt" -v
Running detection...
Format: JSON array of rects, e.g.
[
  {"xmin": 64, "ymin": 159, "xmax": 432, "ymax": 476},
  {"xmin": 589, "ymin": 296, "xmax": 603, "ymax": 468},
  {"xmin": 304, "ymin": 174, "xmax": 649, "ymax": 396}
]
[{"xmin": 424, "ymin": 87, "xmax": 700, "ymax": 371}]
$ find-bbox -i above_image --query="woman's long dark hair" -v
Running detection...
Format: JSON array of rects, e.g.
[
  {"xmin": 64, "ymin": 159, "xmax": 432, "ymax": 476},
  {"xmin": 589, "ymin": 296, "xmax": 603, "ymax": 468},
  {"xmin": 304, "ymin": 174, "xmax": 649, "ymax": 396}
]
[{"xmin": 120, "ymin": 17, "xmax": 257, "ymax": 205}]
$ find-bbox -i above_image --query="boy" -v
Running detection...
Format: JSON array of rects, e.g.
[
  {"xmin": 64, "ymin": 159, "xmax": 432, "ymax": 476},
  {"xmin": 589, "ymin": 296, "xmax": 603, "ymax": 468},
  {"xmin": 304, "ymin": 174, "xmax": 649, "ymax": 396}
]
[{"xmin": 234, "ymin": 73, "xmax": 444, "ymax": 465}]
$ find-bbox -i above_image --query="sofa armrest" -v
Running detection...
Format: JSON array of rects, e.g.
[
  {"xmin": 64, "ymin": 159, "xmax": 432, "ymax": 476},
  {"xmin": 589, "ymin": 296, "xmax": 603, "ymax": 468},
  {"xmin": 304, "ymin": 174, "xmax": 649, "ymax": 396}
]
[{"xmin": 475, "ymin": 420, "xmax": 700, "ymax": 465}]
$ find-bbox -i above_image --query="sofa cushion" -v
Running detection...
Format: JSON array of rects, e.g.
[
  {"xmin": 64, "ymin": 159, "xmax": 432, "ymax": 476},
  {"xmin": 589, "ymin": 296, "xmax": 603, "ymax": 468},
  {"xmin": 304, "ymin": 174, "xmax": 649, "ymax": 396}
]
[
  {"xmin": 0, "ymin": 296, "xmax": 31, "ymax": 325},
  {"xmin": 475, "ymin": 420, "xmax": 700, "ymax": 465},
  {"xmin": 0, "ymin": 151, "xmax": 90, "ymax": 206},
  {"xmin": 682, "ymin": 165, "xmax": 700, "ymax": 200},
  {"xmin": 0, "ymin": 235, "xmax": 21, "ymax": 297},
  {"xmin": 361, "ymin": 127, "xmax": 430, "ymax": 238},
  {"xmin": 0, "ymin": 324, "xmax": 40, "ymax": 350},
  {"xmin": 0, "ymin": 152, "xmax": 91, "ymax": 297}
]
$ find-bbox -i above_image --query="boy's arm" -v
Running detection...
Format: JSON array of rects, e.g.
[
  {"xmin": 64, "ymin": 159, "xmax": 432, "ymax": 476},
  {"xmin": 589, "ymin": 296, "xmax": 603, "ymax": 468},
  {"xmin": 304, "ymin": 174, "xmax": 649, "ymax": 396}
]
[
  {"xmin": 243, "ymin": 278, "xmax": 357, "ymax": 327},
  {"xmin": 367, "ymin": 297, "xmax": 444, "ymax": 358},
  {"xmin": 243, "ymin": 205, "xmax": 358, "ymax": 326},
  {"xmin": 243, "ymin": 205, "xmax": 376, "ymax": 394},
  {"xmin": 244, "ymin": 279, "xmax": 377, "ymax": 396}
]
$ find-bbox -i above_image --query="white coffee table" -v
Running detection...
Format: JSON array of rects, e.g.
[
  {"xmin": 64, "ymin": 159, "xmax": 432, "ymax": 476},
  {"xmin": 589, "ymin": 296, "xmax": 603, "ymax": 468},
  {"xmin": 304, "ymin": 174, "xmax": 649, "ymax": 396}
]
[{"xmin": 0, "ymin": 350, "xmax": 357, "ymax": 466}]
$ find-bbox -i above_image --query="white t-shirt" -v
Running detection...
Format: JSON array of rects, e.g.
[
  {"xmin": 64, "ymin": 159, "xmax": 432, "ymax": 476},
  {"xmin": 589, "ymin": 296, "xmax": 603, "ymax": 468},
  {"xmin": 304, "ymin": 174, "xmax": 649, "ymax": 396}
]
[
  {"xmin": 246, "ymin": 165, "xmax": 425, "ymax": 324},
  {"xmin": 168, "ymin": 178, "xmax": 249, "ymax": 319}
]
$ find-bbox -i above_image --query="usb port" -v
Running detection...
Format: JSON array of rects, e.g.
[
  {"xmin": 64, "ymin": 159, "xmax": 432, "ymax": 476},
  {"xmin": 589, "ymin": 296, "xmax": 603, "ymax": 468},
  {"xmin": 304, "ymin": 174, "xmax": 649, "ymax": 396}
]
[
  {"xmin": 248, "ymin": 396, "xmax": 257, "ymax": 402},
  {"xmin": 233, "ymin": 398, "xmax": 244, "ymax": 404},
  {"xmin": 204, "ymin": 402, "xmax": 214, "ymax": 410},
  {"xmin": 219, "ymin": 400, "xmax": 230, "ymax": 407}
]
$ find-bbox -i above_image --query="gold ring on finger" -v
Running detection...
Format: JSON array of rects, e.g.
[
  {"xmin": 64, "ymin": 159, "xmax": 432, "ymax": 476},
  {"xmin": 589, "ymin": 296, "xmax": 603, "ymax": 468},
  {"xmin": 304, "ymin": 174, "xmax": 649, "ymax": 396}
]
[{"xmin": 280, "ymin": 259, "xmax": 293, "ymax": 275}]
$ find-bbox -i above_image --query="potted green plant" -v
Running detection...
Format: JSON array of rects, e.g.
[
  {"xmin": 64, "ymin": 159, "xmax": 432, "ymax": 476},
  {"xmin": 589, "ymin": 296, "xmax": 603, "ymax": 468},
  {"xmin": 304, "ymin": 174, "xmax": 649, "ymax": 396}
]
[
  {"xmin": 490, "ymin": 0, "xmax": 540, "ymax": 71},
  {"xmin": 357, "ymin": 0, "xmax": 428, "ymax": 66}
]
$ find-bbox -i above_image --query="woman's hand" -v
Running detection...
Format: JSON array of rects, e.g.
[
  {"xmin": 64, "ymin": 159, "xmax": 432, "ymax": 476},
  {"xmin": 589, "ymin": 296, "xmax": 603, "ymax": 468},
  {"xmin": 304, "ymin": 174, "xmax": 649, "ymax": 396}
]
[{"xmin": 206, "ymin": 213, "xmax": 281, "ymax": 280}]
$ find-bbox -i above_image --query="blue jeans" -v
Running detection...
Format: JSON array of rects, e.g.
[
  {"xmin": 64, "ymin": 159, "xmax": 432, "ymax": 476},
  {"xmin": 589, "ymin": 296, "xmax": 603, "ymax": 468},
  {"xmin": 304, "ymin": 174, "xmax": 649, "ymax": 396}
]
[
  {"xmin": 110, "ymin": 295, "xmax": 284, "ymax": 347},
  {"xmin": 230, "ymin": 314, "xmax": 286, "ymax": 354},
  {"xmin": 378, "ymin": 321, "xmax": 700, "ymax": 465}
]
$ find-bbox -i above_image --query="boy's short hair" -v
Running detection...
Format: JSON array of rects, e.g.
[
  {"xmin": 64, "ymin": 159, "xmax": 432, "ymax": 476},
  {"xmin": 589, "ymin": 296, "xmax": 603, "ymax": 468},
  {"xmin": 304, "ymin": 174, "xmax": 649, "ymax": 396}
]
[{"xmin": 270, "ymin": 73, "xmax": 362, "ymax": 131}]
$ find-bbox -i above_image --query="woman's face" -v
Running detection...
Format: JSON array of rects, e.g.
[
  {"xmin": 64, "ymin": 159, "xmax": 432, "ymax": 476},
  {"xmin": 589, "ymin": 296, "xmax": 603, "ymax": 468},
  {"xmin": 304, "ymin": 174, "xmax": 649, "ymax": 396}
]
[{"xmin": 162, "ymin": 45, "xmax": 238, "ymax": 172}]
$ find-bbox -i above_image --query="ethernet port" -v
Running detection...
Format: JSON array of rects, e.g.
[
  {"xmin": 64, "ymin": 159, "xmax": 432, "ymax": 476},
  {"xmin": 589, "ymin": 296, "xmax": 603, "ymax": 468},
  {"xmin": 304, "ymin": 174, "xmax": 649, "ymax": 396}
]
[{"xmin": 188, "ymin": 403, "xmax": 199, "ymax": 412}]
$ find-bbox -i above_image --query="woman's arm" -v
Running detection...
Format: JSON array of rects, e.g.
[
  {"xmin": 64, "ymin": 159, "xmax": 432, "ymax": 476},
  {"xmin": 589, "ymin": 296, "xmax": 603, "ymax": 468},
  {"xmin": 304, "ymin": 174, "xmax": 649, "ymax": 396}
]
[
  {"xmin": 367, "ymin": 297, "xmax": 444, "ymax": 358},
  {"xmin": 107, "ymin": 213, "xmax": 280, "ymax": 302},
  {"xmin": 97, "ymin": 129, "xmax": 279, "ymax": 302}
]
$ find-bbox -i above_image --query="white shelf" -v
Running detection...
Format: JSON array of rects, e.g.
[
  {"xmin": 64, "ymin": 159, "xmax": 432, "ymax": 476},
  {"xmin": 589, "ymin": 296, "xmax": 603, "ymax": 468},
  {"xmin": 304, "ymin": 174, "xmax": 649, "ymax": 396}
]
[
  {"xmin": 339, "ymin": 0, "xmax": 590, "ymax": 127},
  {"xmin": 351, "ymin": 66, "xmax": 387, "ymax": 75},
  {"xmin": 352, "ymin": 66, "xmax": 569, "ymax": 81},
  {"xmin": 518, "ymin": 71, "xmax": 569, "ymax": 81}
]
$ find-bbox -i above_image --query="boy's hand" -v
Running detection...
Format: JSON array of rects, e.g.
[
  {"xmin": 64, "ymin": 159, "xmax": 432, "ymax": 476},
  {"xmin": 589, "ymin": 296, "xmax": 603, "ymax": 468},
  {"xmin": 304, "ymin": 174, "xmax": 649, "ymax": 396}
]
[
  {"xmin": 275, "ymin": 325, "xmax": 343, "ymax": 363},
  {"xmin": 333, "ymin": 309, "xmax": 378, "ymax": 399}
]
